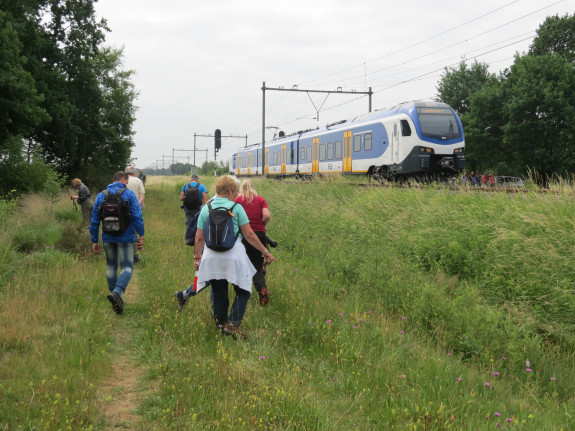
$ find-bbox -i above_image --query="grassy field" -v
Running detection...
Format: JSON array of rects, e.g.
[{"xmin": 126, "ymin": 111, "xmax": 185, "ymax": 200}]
[{"xmin": 1, "ymin": 175, "xmax": 575, "ymax": 430}]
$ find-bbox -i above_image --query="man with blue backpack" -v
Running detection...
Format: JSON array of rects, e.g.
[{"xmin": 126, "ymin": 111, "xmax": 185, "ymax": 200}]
[
  {"xmin": 179, "ymin": 174, "xmax": 208, "ymax": 229},
  {"xmin": 90, "ymin": 171, "xmax": 145, "ymax": 315}
]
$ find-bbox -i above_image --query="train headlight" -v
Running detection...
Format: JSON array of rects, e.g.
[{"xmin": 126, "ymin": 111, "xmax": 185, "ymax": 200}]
[
  {"xmin": 419, "ymin": 147, "xmax": 434, "ymax": 153},
  {"xmin": 454, "ymin": 147, "xmax": 464, "ymax": 154}
]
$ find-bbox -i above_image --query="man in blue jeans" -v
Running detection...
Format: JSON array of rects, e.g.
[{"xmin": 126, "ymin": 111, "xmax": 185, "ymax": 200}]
[{"xmin": 90, "ymin": 171, "xmax": 145, "ymax": 314}]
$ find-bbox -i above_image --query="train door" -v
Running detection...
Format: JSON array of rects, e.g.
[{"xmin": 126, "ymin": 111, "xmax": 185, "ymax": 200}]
[
  {"xmin": 281, "ymin": 145, "xmax": 286, "ymax": 174},
  {"xmin": 312, "ymin": 138, "xmax": 319, "ymax": 172},
  {"xmin": 247, "ymin": 152, "xmax": 251, "ymax": 175},
  {"xmin": 392, "ymin": 122, "xmax": 400, "ymax": 163},
  {"xmin": 343, "ymin": 131, "xmax": 352, "ymax": 172},
  {"xmin": 265, "ymin": 148, "xmax": 269, "ymax": 174}
]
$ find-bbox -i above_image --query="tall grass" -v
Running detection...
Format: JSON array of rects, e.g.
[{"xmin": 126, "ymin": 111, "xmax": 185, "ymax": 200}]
[{"xmin": 1, "ymin": 176, "xmax": 574, "ymax": 430}]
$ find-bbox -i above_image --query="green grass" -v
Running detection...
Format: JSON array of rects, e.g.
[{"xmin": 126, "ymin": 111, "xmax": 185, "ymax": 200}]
[{"xmin": 1, "ymin": 175, "xmax": 574, "ymax": 430}]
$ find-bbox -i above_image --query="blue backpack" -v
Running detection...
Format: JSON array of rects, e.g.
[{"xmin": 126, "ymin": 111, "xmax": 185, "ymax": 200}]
[{"xmin": 204, "ymin": 203, "xmax": 239, "ymax": 251}]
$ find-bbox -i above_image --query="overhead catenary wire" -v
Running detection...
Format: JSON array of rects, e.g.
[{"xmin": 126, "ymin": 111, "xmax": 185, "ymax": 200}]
[{"xmin": 225, "ymin": 0, "xmax": 567, "ymax": 152}]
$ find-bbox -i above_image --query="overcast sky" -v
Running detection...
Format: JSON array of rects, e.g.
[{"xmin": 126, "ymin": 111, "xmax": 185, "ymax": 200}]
[{"xmin": 93, "ymin": 0, "xmax": 571, "ymax": 170}]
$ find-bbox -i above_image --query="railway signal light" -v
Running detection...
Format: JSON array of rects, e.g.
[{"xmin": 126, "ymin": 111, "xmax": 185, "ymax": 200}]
[{"xmin": 215, "ymin": 129, "xmax": 221, "ymax": 152}]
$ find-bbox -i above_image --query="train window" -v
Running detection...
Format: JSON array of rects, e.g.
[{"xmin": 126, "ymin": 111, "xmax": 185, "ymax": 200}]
[
  {"xmin": 327, "ymin": 142, "xmax": 334, "ymax": 160},
  {"xmin": 291, "ymin": 148, "xmax": 295, "ymax": 163},
  {"xmin": 364, "ymin": 133, "xmax": 372, "ymax": 151},
  {"xmin": 300, "ymin": 147, "xmax": 305, "ymax": 161},
  {"xmin": 335, "ymin": 141, "xmax": 342, "ymax": 158},
  {"xmin": 417, "ymin": 107, "xmax": 461, "ymax": 139},
  {"xmin": 401, "ymin": 120, "xmax": 412, "ymax": 136},
  {"xmin": 353, "ymin": 135, "xmax": 361, "ymax": 152},
  {"xmin": 319, "ymin": 143, "xmax": 326, "ymax": 161},
  {"xmin": 307, "ymin": 146, "xmax": 312, "ymax": 162}
]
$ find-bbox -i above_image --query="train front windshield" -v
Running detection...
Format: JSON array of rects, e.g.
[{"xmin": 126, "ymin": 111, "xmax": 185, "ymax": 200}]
[{"xmin": 417, "ymin": 107, "xmax": 461, "ymax": 140}]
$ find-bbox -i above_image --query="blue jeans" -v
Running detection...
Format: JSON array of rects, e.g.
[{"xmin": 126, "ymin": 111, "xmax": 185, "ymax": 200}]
[
  {"xmin": 211, "ymin": 279, "xmax": 251, "ymax": 327},
  {"xmin": 102, "ymin": 242, "xmax": 134, "ymax": 297}
]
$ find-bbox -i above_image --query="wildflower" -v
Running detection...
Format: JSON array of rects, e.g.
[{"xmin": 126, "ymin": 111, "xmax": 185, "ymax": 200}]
[
  {"xmin": 400, "ymin": 330, "xmax": 404, "ymax": 334},
  {"xmin": 526, "ymin": 368, "xmax": 533, "ymax": 372},
  {"xmin": 353, "ymin": 325, "xmax": 358, "ymax": 329},
  {"xmin": 399, "ymin": 375, "xmax": 404, "ymax": 378},
  {"xmin": 494, "ymin": 412, "xmax": 501, "ymax": 417},
  {"xmin": 485, "ymin": 382, "xmax": 490, "ymax": 387},
  {"xmin": 456, "ymin": 377, "xmax": 462, "ymax": 381},
  {"xmin": 259, "ymin": 356, "xmax": 265, "ymax": 360},
  {"xmin": 327, "ymin": 320, "xmax": 332, "ymax": 324},
  {"xmin": 550, "ymin": 377, "xmax": 556, "ymax": 381},
  {"xmin": 401, "ymin": 316, "xmax": 406, "ymax": 320},
  {"xmin": 506, "ymin": 419, "xmax": 512, "ymax": 422},
  {"xmin": 313, "ymin": 275, "xmax": 318, "ymax": 279},
  {"xmin": 293, "ymin": 268, "xmax": 298, "ymax": 272},
  {"xmin": 493, "ymin": 372, "xmax": 500, "ymax": 376},
  {"xmin": 447, "ymin": 353, "xmax": 452, "ymax": 357}
]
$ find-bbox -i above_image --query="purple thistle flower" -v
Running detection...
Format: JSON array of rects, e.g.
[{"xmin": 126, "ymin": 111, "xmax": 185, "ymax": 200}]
[
  {"xmin": 494, "ymin": 412, "xmax": 501, "ymax": 417},
  {"xmin": 493, "ymin": 371, "xmax": 500, "ymax": 376},
  {"xmin": 485, "ymin": 382, "xmax": 490, "ymax": 387}
]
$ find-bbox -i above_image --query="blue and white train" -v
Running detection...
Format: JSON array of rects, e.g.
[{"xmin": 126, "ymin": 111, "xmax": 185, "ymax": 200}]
[{"xmin": 230, "ymin": 101, "xmax": 465, "ymax": 181}]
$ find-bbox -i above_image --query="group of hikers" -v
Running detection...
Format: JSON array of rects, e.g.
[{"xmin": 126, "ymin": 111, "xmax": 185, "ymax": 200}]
[
  {"xmin": 76, "ymin": 169, "xmax": 276, "ymax": 340},
  {"xmin": 459, "ymin": 171, "xmax": 497, "ymax": 187}
]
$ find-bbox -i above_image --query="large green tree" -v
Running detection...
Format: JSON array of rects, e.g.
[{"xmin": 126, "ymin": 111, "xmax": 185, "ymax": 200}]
[
  {"xmin": 436, "ymin": 60, "xmax": 494, "ymax": 116},
  {"xmin": 0, "ymin": 0, "xmax": 138, "ymax": 194}
]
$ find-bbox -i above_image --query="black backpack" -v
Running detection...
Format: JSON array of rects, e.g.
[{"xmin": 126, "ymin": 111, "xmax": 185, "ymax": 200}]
[
  {"xmin": 185, "ymin": 210, "xmax": 201, "ymax": 246},
  {"xmin": 205, "ymin": 203, "xmax": 239, "ymax": 251},
  {"xmin": 99, "ymin": 188, "xmax": 131, "ymax": 235},
  {"xmin": 183, "ymin": 182, "xmax": 202, "ymax": 211}
]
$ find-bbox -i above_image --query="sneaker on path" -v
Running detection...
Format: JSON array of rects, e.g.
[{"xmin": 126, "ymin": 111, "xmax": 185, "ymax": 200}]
[
  {"xmin": 259, "ymin": 288, "xmax": 268, "ymax": 306},
  {"xmin": 222, "ymin": 323, "xmax": 247, "ymax": 340},
  {"xmin": 107, "ymin": 292, "xmax": 123, "ymax": 314},
  {"xmin": 174, "ymin": 291, "xmax": 187, "ymax": 311}
]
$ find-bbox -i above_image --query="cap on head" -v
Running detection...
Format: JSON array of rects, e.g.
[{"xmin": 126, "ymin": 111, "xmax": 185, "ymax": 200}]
[{"xmin": 191, "ymin": 174, "xmax": 199, "ymax": 180}]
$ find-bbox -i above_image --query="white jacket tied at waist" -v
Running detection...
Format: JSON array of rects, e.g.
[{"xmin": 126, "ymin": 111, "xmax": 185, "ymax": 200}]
[{"xmin": 196, "ymin": 240, "xmax": 256, "ymax": 293}]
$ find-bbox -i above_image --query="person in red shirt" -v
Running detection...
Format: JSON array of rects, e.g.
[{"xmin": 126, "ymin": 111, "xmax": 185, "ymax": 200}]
[{"xmin": 235, "ymin": 179, "xmax": 272, "ymax": 305}]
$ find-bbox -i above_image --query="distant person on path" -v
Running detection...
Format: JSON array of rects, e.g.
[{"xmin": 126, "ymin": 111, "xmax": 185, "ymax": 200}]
[
  {"xmin": 180, "ymin": 174, "xmax": 208, "ymax": 229},
  {"xmin": 90, "ymin": 171, "xmax": 145, "ymax": 315},
  {"xmin": 193, "ymin": 176, "xmax": 277, "ymax": 339},
  {"xmin": 234, "ymin": 179, "xmax": 272, "ymax": 306},
  {"xmin": 460, "ymin": 171, "xmax": 470, "ymax": 185},
  {"xmin": 138, "ymin": 169, "xmax": 147, "ymax": 185},
  {"xmin": 481, "ymin": 172, "xmax": 489, "ymax": 187},
  {"xmin": 125, "ymin": 166, "xmax": 146, "ymax": 262},
  {"xmin": 70, "ymin": 178, "xmax": 93, "ymax": 225}
]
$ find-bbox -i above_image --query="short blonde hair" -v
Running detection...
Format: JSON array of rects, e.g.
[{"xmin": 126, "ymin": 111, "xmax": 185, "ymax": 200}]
[
  {"xmin": 238, "ymin": 179, "xmax": 257, "ymax": 203},
  {"xmin": 71, "ymin": 178, "xmax": 82, "ymax": 188},
  {"xmin": 216, "ymin": 175, "xmax": 240, "ymax": 195}
]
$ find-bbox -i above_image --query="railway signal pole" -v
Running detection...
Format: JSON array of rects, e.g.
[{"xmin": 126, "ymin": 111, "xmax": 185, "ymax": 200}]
[{"xmin": 261, "ymin": 81, "xmax": 373, "ymax": 175}]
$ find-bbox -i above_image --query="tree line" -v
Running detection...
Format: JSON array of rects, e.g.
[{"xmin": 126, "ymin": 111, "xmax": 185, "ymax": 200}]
[
  {"xmin": 436, "ymin": 14, "xmax": 575, "ymax": 182},
  {"xmin": 0, "ymin": 0, "xmax": 137, "ymax": 194}
]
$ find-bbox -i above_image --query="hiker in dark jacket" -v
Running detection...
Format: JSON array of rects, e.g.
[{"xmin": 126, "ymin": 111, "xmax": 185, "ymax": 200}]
[
  {"xmin": 90, "ymin": 171, "xmax": 145, "ymax": 315},
  {"xmin": 179, "ymin": 174, "xmax": 208, "ymax": 229}
]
